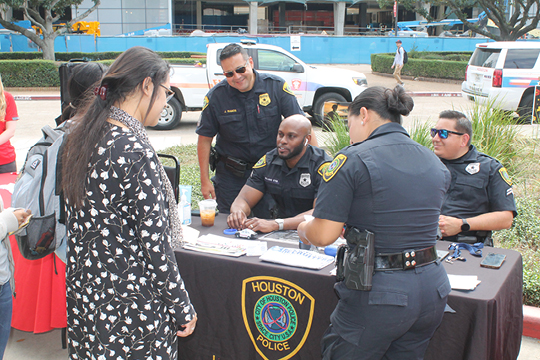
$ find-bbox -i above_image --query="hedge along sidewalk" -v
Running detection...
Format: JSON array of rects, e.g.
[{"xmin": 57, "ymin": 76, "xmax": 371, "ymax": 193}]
[
  {"xmin": 0, "ymin": 56, "xmax": 205, "ymax": 88},
  {"xmin": 371, "ymin": 53, "xmax": 468, "ymax": 81}
]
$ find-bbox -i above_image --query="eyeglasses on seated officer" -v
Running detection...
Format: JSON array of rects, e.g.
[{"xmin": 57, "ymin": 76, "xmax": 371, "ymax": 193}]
[
  {"xmin": 223, "ymin": 60, "xmax": 249, "ymax": 78},
  {"xmin": 430, "ymin": 128, "xmax": 465, "ymax": 139}
]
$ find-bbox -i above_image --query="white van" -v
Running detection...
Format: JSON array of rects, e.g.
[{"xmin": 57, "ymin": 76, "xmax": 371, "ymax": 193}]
[{"xmin": 461, "ymin": 41, "xmax": 540, "ymax": 117}]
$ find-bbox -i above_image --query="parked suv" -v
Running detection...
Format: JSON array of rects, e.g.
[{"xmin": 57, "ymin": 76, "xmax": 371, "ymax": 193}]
[{"xmin": 462, "ymin": 41, "xmax": 540, "ymax": 118}]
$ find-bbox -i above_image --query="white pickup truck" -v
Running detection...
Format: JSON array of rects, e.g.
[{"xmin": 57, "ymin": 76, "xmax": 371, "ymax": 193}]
[{"xmin": 154, "ymin": 40, "xmax": 368, "ymax": 130}]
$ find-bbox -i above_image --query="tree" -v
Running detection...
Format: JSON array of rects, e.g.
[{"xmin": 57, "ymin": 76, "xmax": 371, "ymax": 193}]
[
  {"xmin": 378, "ymin": 0, "xmax": 540, "ymax": 41},
  {"xmin": 0, "ymin": 0, "xmax": 100, "ymax": 60}
]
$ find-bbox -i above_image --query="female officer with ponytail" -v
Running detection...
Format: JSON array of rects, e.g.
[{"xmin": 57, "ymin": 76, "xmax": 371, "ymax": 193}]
[{"xmin": 298, "ymin": 86, "xmax": 451, "ymax": 359}]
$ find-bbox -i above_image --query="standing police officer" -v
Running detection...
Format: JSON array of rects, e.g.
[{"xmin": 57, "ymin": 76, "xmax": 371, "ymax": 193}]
[
  {"xmin": 196, "ymin": 43, "xmax": 308, "ymax": 215},
  {"xmin": 298, "ymin": 86, "xmax": 451, "ymax": 359},
  {"xmin": 227, "ymin": 115, "xmax": 331, "ymax": 233},
  {"xmin": 432, "ymin": 110, "xmax": 517, "ymax": 245}
]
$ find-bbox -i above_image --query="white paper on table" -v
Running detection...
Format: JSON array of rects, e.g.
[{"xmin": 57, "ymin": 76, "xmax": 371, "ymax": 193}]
[
  {"xmin": 447, "ymin": 274, "xmax": 481, "ymax": 290},
  {"xmin": 181, "ymin": 225, "xmax": 200, "ymax": 244},
  {"xmin": 259, "ymin": 246, "xmax": 335, "ymax": 270}
]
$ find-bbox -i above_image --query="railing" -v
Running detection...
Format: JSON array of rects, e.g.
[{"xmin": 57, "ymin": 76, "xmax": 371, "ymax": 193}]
[{"xmin": 172, "ymin": 23, "xmax": 391, "ymax": 36}]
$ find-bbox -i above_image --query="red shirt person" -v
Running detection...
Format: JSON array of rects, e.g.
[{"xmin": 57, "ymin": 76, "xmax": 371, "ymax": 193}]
[{"xmin": 0, "ymin": 87, "xmax": 19, "ymax": 174}]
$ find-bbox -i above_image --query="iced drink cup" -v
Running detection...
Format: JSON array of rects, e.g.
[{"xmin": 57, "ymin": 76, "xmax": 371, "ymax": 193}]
[{"xmin": 199, "ymin": 199, "xmax": 217, "ymax": 227}]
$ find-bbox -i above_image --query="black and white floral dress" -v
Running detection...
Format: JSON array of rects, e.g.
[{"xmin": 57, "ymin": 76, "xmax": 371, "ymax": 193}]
[{"xmin": 66, "ymin": 124, "xmax": 195, "ymax": 360}]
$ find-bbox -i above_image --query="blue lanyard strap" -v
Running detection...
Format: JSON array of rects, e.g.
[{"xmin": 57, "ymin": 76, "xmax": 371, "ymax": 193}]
[{"xmin": 448, "ymin": 242, "xmax": 484, "ymax": 260}]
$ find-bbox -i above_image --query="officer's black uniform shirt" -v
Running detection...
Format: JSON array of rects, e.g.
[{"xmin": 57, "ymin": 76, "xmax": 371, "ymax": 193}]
[
  {"xmin": 314, "ymin": 122, "xmax": 451, "ymax": 253},
  {"xmin": 440, "ymin": 145, "xmax": 517, "ymax": 221},
  {"xmin": 196, "ymin": 70, "xmax": 303, "ymax": 164},
  {"xmin": 246, "ymin": 145, "xmax": 332, "ymax": 218}
]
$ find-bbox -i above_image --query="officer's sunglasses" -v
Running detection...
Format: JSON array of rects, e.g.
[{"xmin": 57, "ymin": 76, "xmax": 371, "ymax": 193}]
[
  {"xmin": 430, "ymin": 128, "xmax": 465, "ymax": 139},
  {"xmin": 160, "ymin": 84, "xmax": 175, "ymax": 102},
  {"xmin": 223, "ymin": 61, "xmax": 249, "ymax": 78}
]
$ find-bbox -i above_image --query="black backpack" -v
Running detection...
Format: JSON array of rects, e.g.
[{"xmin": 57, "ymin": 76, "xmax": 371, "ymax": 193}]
[{"xmin": 403, "ymin": 48, "xmax": 408, "ymax": 65}]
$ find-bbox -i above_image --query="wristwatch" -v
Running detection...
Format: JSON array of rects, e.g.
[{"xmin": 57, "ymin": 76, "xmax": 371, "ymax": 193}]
[
  {"xmin": 275, "ymin": 219, "xmax": 284, "ymax": 231},
  {"xmin": 461, "ymin": 219, "xmax": 471, "ymax": 232}
]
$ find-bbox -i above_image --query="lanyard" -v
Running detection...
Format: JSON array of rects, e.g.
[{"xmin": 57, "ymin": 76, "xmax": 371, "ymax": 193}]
[{"xmin": 448, "ymin": 242, "xmax": 484, "ymax": 261}]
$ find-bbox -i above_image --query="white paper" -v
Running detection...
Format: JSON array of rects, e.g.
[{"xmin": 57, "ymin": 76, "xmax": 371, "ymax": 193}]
[
  {"xmin": 447, "ymin": 274, "xmax": 481, "ymax": 290},
  {"xmin": 181, "ymin": 225, "xmax": 200, "ymax": 244},
  {"xmin": 259, "ymin": 246, "xmax": 335, "ymax": 270}
]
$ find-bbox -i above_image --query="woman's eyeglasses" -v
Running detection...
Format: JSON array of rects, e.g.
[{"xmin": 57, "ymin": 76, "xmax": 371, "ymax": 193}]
[
  {"xmin": 223, "ymin": 61, "xmax": 249, "ymax": 78},
  {"xmin": 160, "ymin": 84, "xmax": 175, "ymax": 102},
  {"xmin": 430, "ymin": 128, "xmax": 465, "ymax": 139}
]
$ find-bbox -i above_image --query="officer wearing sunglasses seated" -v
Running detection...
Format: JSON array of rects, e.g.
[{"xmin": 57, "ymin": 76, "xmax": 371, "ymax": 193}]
[
  {"xmin": 196, "ymin": 43, "xmax": 309, "ymax": 217},
  {"xmin": 432, "ymin": 110, "xmax": 517, "ymax": 246}
]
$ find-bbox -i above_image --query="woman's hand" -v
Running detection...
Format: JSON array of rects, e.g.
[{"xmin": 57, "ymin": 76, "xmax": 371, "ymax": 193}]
[
  {"xmin": 13, "ymin": 209, "xmax": 32, "ymax": 227},
  {"xmin": 177, "ymin": 314, "xmax": 198, "ymax": 337}
]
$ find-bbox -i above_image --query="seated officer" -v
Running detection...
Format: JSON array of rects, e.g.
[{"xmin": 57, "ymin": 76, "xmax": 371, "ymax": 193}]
[
  {"xmin": 227, "ymin": 115, "xmax": 331, "ymax": 233},
  {"xmin": 432, "ymin": 110, "xmax": 517, "ymax": 245}
]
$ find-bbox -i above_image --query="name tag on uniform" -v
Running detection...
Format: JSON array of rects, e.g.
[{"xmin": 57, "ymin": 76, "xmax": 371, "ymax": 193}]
[{"xmin": 264, "ymin": 176, "xmax": 279, "ymax": 184}]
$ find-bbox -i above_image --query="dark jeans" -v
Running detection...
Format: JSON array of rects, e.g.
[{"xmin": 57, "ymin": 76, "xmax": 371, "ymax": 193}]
[
  {"xmin": 0, "ymin": 281, "xmax": 13, "ymax": 358},
  {"xmin": 0, "ymin": 161, "xmax": 16, "ymax": 174}
]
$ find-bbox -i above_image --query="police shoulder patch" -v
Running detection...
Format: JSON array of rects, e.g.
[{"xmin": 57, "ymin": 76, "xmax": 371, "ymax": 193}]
[
  {"xmin": 499, "ymin": 167, "xmax": 512, "ymax": 186},
  {"xmin": 283, "ymin": 82, "xmax": 295, "ymax": 96},
  {"xmin": 317, "ymin": 161, "xmax": 331, "ymax": 176},
  {"xmin": 323, "ymin": 154, "xmax": 347, "ymax": 182},
  {"xmin": 202, "ymin": 96, "xmax": 209, "ymax": 111},
  {"xmin": 253, "ymin": 155, "xmax": 267, "ymax": 169}
]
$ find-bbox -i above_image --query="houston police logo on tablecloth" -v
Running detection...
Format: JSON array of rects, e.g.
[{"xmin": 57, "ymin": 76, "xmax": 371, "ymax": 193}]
[{"xmin": 242, "ymin": 276, "xmax": 315, "ymax": 360}]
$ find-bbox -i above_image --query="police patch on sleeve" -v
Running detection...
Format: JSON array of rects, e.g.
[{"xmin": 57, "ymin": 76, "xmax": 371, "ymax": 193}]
[
  {"xmin": 322, "ymin": 154, "xmax": 347, "ymax": 182},
  {"xmin": 499, "ymin": 167, "xmax": 512, "ymax": 186},
  {"xmin": 283, "ymin": 82, "xmax": 295, "ymax": 96},
  {"xmin": 317, "ymin": 161, "xmax": 331, "ymax": 176},
  {"xmin": 253, "ymin": 155, "xmax": 267, "ymax": 169},
  {"xmin": 202, "ymin": 96, "xmax": 209, "ymax": 111}
]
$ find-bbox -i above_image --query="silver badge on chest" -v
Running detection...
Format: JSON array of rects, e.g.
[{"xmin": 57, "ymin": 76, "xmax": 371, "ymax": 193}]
[
  {"xmin": 465, "ymin": 163, "xmax": 480, "ymax": 175},
  {"xmin": 299, "ymin": 173, "xmax": 311, "ymax": 187}
]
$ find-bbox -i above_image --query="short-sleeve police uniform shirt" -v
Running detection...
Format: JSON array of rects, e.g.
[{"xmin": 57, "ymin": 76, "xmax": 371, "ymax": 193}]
[
  {"xmin": 440, "ymin": 145, "xmax": 517, "ymax": 219},
  {"xmin": 314, "ymin": 122, "xmax": 451, "ymax": 253},
  {"xmin": 196, "ymin": 70, "xmax": 303, "ymax": 164},
  {"xmin": 246, "ymin": 145, "xmax": 331, "ymax": 218}
]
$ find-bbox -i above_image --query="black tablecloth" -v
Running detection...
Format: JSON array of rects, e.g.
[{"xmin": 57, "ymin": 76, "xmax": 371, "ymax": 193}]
[{"xmin": 175, "ymin": 215, "xmax": 522, "ymax": 360}]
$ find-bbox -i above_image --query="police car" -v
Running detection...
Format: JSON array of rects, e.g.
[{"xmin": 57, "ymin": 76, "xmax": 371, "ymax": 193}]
[{"xmin": 461, "ymin": 41, "xmax": 540, "ymax": 119}]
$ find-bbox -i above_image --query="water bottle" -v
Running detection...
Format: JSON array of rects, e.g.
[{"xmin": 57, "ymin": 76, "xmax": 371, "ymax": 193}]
[{"xmin": 180, "ymin": 189, "xmax": 191, "ymax": 225}]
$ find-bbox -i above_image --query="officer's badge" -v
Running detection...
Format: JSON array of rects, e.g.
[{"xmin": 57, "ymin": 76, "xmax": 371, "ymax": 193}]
[
  {"xmin": 465, "ymin": 162, "xmax": 480, "ymax": 175},
  {"xmin": 283, "ymin": 82, "xmax": 295, "ymax": 96},
  {"xmin": 499, "ymin": 167, "xmax": 512, "ymax": 186},
  {"xmin": 259, "ymin": 93, "xmax": 271, "ymax": 106},
  {"xmin": 323, "ymin": 154, "xmax": 347, "ymax": 182},
  {"xmin": 253, "ymin": 155, "xmax": 267, "ymax": 169},
  {"xmin": 317, "ymin": 161, "xmax": 331, "ymax": 176},
  {"xmin": 202, "ymin": 96, "xmax": 209, "ymax": 111},
  {"xmin": 299, "ymin": 173, "xmax": 311, "ymax": 187}
]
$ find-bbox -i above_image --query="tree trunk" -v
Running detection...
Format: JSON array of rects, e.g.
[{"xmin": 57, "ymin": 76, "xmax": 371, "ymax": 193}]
[{"xmin": 40, "ymin": 34, "xmax": 56, "ymax": 60}]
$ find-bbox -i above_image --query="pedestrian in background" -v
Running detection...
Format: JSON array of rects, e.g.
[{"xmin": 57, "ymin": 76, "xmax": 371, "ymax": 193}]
[
  {"xmin": 391, "ymin": 40, "xmax": 405, "ymax": 86},
  {"xmin": 0, "ymin": 76, "xmax": 19, "ymax": 174},
  {"xmin": 61, "ymin": 46, "xmax": 196, "ymax": 359}
]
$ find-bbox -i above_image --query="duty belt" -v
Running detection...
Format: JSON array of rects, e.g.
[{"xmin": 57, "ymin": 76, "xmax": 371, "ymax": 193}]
[
  {"xmin": 220, "ymin": 154, "xmax": 255, "ymax": 177},
  {"xmin": 374, "ymin": 246, "xmax": 438, "ymax": 271}
]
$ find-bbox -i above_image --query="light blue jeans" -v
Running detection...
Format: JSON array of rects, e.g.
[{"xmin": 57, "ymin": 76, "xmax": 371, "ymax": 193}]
[{"xmin": 0, "ymin": 281, "xmax": 12, "ymax": 359}]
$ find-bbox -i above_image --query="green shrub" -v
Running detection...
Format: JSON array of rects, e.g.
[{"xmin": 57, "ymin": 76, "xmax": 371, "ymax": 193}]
[
  {"xmin": 495, "ymin": 196, "xmax": 540, "ymax": 306},
  {"xmin": 54, "ymin": 51, "xmax": 205, "ymax": 62},
  {"xmin": 371, "ymin": 52, "xmax": 468, "ymax": 80},
  {"xmin": 0, "ymin": 59, "xmax": 59, "ymax": 87},
  {"xmin": 321, "ymin": 117, "xmax": 350, "ymax": 157},
  {"xmin": 0, "ymin": 52, "xmax": 43, "ymax": 60}
]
